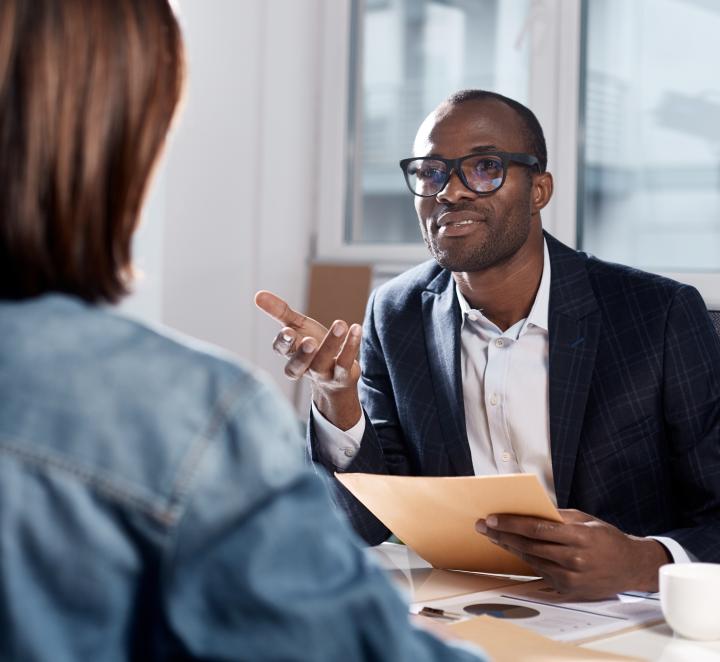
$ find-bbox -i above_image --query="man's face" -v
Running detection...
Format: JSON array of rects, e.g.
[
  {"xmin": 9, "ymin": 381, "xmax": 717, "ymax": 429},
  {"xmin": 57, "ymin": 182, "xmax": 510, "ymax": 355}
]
[{"xmin": 413, "ymin": 99, "xmax": 537, "ymax": 273}]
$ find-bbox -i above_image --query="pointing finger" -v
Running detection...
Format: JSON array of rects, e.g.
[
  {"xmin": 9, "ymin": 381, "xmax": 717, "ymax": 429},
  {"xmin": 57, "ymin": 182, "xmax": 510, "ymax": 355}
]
[
  {"xmin": 254, "ymin": 290, "xmax": 328, "ymax": 340},
  {"xmin": 255, "ymin": 290, "xmax": 306, "ymax": 326}
]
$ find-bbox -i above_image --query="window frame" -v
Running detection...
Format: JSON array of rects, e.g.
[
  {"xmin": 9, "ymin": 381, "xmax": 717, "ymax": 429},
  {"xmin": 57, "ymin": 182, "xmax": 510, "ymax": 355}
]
[{"xmin": 316, "ymin": 0, "xmax": 720, "ymax": 307}]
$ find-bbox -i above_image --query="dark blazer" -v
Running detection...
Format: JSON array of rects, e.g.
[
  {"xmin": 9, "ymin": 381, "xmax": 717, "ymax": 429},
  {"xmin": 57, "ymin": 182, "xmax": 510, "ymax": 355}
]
[{"xmin": 310, "ymin": 233, "xmax": 720, "ymax": 560}]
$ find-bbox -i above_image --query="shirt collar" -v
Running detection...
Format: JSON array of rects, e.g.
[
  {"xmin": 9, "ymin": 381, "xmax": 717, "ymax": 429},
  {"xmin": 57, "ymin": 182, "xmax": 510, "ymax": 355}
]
[{"xmin": 455, "ymin": 237, "xmax": 551, "ymax": 333}]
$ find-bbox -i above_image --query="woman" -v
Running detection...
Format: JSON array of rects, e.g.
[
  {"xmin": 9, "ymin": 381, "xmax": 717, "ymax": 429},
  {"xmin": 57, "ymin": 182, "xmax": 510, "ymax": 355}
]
[{"xmin": 0, "ymin": 1, "xmax": 484, "ymax": 660}]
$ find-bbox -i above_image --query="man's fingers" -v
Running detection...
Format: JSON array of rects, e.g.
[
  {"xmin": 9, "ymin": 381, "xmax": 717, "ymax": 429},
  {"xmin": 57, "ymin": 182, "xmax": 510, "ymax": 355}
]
[
  {"xmin": 488, "ymin": 541, "xmax": 610, "ymax": 599},
  {"xmin": 257, "ymin": 292, "xmax": 360, "ymax": 386},
  {"xmin": 255, "ymin": 290, "xmax": 297, "ymax": 323},
  {"xmin": 283, "ymin": 336, "xmax": 318, "ymax": 380},
  {"xmin": 336, "ymin": 324, "xmax": 362, "ymax": 371},
  {"xmin": 485, "ymin": 514, "xmax": 576, "ymax": 545},
  {"xmin": 308, "ymin": 320, "xmax": 350, "ymax": 373},
  {"xmin": 254, "ymin": 290, "xmax": 327, "ymax": 339},
  {"xmin": 480, "ymin": 529, "xmax": 567, "ymax": 582},
  {"xmin": 506, "ymin": 552, "xmax": 569, "ymax": 588},
  {"xmin": 559, "ymin": 509, "xmax": 596, "ymax": 524},
  {"xmin": 485, "ymin": 529, "xmax": 581, "ymax": 569},
  {"xmin": 272, "ymin": 327, "xmax": 298, "ymax": 355}
]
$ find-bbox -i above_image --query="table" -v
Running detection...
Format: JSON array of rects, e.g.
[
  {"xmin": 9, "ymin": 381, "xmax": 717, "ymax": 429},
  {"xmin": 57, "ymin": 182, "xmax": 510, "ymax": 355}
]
[
  {"xmin": 586, "ymin": 622, "xmax": 720, "ymax": 660},
  {"xmin": 370, "ymin": 543, "xmax": 720, "ymax": 661}
]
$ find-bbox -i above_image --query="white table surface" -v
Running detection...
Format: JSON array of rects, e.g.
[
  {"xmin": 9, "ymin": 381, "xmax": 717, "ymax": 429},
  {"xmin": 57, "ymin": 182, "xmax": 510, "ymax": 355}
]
[
  {"xmin": 370, "ymin": 543, "xmax": 720, "ymax": 660},
  {"xmin": 585, "ymin": 621, "xmax": 720, "ymax": 660}
]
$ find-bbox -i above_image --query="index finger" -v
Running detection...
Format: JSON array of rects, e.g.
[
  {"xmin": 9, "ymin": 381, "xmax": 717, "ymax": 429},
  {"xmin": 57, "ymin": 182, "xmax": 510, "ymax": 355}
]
[{"xmin": 254, "ymin": 290, "xmax": 327, "ymax": 338}]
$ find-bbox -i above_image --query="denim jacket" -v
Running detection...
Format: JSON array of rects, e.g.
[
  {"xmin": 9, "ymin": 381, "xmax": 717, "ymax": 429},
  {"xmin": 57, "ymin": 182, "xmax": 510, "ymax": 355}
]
[{"xmin": 0, "ymin": 294, "xmax": 483, "ymax": 662}]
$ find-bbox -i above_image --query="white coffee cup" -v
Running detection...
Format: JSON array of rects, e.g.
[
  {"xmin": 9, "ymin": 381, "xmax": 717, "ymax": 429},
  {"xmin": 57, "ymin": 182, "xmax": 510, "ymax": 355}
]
[{"xmin": 659, "ymin": 563, "xmax": 720, "ymax": 641}]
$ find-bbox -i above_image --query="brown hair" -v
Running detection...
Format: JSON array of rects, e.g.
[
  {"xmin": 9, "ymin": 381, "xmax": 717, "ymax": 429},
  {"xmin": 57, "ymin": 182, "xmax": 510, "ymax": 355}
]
[{"xmin": 0, "ymin": 0, "xmax": 184, "ymax": 303}]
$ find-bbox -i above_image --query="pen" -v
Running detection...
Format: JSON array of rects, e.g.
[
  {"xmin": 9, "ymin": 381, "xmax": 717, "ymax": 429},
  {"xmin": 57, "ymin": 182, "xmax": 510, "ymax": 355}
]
[{"xmin": 417, "ymin": 606, "xmax": 464, "ymax": 621}]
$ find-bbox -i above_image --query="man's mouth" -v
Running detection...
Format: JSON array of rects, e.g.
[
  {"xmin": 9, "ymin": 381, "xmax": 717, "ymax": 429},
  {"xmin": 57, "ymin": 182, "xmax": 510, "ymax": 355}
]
[
  {"xmin": 435, "ymin": 211, "xmax": 486, "ymax": 229},
  {"xmin": 442, "ymin": 218, "xmax": 477, "ymax": 227}
]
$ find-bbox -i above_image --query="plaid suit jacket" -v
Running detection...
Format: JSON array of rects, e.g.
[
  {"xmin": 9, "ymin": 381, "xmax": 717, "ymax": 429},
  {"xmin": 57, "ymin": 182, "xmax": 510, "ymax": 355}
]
[{"xmin": 310, "ymin": 233, "xmax": 720, "ymax": 561}]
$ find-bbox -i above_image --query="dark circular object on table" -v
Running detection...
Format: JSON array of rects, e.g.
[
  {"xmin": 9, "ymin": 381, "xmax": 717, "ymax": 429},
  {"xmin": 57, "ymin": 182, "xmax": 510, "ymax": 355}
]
[{"xmin": 463, "ymin": 602, "xmax": 540, "ymax": 619}]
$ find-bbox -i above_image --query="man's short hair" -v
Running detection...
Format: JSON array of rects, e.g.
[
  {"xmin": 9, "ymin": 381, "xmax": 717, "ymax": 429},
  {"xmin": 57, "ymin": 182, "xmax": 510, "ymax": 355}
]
[
  {"xmin": 445, "ymin": 89, "xmax": 548, "ymax": 173},
  {"xmin": 0, "ymin": 0, "xmax": 185, "ymax": 303}
]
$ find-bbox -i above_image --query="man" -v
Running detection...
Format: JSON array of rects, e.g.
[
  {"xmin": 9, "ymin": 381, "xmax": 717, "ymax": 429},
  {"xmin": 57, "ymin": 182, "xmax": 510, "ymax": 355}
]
[{"xmin": 256, "ymin": 90, "xmax": 720, "ymax": 601}]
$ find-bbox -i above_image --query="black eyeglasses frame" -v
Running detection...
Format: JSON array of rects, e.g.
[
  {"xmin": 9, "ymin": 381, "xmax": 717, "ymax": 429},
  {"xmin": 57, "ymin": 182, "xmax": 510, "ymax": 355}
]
[{"xmin": 398, "ymin": 151, "xmax": 541, "ymax": 198}]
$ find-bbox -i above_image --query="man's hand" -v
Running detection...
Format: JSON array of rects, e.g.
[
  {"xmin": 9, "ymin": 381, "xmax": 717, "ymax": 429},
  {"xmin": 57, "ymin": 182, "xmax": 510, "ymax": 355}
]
[
  {"xmin": 254, "ymin": 290, "xmax": 363, "ymax": 430},
  {"xmin": 476, "ymin": 509, "xmax": 671, "ymax": 600}
]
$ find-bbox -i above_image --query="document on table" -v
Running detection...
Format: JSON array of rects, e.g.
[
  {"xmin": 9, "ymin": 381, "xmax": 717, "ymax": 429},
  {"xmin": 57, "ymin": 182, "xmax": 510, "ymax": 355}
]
[
  {"xmin": 336, "ymin": 472, "xmax": 562, "ymax": 574},
  {"xmin": 445, "ymin": 616, "xmax": 638, "ymax": 661},
  {"xmin": 415, "ymin": 580, "xmax": 664, "ymax": 644}
]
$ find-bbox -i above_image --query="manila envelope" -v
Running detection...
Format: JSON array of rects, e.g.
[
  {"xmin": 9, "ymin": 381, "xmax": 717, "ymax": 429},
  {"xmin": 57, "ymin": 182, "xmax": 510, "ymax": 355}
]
[
  {"xmin": 336, "ymin": 473, "xmax": 562, "ymax": 575},
  {"xmin": 446, "ymin": 616, "xmax": 639, "ymax": 661}
]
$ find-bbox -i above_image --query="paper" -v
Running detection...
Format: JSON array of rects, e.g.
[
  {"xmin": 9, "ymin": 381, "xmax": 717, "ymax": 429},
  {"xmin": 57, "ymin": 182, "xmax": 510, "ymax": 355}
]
[
  {"xmin": 501, "ymin": 581, "xmax": 664, "ymax": 642},
  {"xmin": 416, "ymin": 581, "xmax": 663, "ymax": 644},
  {"xmin": 336, "ymin": 472, "xmax": 562, "ymax": 574},
  {"xmin": 445, "ymin": 615, "xmax": 639, "ymax": 661}
]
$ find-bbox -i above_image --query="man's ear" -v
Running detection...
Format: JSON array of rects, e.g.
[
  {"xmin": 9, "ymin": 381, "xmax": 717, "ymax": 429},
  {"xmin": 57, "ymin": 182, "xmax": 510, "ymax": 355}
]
[{"xmin": 532, "ymin": 171, "xmax": 553, "ymax": 213}]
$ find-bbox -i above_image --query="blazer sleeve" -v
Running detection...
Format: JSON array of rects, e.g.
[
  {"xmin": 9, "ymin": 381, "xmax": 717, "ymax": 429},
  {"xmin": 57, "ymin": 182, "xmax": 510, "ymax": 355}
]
[
  {"xmin": 659, "ymin": 285, "xmax": 720, "ymax": 560},
  {"xmin": 307, "ymin": 288, "xmax": 416, "ymax": 545}
]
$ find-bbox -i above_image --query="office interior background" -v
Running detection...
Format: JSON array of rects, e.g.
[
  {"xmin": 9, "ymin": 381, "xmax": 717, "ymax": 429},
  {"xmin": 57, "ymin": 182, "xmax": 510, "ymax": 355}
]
[{"xmin": 122, "ymin": 0, "xmax": 720, "ymax": 405}]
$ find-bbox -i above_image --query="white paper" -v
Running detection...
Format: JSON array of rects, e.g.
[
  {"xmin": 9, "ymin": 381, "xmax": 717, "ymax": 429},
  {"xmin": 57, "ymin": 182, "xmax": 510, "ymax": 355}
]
[{"xmin": 414, "ymin": 580, "xmax": 663, "ymax": 643}]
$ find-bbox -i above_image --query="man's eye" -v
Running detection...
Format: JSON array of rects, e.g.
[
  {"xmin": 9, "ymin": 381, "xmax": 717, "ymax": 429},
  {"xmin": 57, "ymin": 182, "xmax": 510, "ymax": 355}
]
[
  {"xmin": 473, "ymin": 159, "xmax": 502, "ymax": 178},
  {"xmin": 417, "ymin": 167, "xmax": 444, "ymax": 181},
  {"xmin": 479, "ymin": 159, "xmax": 501, "ymax": 171}
]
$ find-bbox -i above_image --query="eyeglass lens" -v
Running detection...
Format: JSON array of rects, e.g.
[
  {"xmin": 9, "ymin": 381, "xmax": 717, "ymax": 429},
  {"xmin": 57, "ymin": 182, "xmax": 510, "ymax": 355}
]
[{"xmin": 405, "ymin": 155, "xmax": 504, "ymax": 196}]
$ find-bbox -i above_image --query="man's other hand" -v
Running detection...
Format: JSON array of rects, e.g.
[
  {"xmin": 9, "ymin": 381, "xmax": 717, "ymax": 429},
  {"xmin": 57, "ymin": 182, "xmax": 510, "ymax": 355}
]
[
  {"xmin": 475, "ymin": 509, "xmax": 671, "ymax": 600},
  {"xmin": 254, "ymin": 290, "xmax": 363, "ymax": 429}
]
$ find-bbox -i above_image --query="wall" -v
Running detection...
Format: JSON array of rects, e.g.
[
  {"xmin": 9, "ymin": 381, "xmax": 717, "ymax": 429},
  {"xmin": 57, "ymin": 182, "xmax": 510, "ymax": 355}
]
[{"xmin": 123, "ymin": 0, "xmax": 327, "ymax": 404}]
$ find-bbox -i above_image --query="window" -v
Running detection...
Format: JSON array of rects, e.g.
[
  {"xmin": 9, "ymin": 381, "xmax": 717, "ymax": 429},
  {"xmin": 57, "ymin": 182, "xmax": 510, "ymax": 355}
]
[
  {"xmin": 318, "ymin": 0, "xmax": 720, "ymax": 304},
  {"xmin": 348, "ymin": 0, "xmax": 531, "ymax": 246},
  {"xmin": 579, "ymin": 0, "xmax": 720, "ymax": 276}
]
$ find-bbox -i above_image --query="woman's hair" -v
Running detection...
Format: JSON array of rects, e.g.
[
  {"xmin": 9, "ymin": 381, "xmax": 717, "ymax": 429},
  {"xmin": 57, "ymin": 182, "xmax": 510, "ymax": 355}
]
[{"xmin": 0, "ymin": 0, "xmax": 184, "ymax": 303}]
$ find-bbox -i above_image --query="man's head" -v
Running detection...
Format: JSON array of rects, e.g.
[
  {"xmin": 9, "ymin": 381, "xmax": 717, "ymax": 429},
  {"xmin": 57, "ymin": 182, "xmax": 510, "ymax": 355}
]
[
  {"xmin": 0, "ymin": 0, "xmax": 185, "ymax": 303},
  {"xmin": 405, "ymin": 90, "xmax": 553, "ymax": 273}
]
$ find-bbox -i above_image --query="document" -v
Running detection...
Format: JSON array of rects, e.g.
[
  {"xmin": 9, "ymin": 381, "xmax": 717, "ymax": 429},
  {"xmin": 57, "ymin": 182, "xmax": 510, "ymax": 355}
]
[
  {"xmin": 415, "ymin": 581, "xmax": 663, "ymax": 644},
  {"xmin": 336, "ymin": 472, "xmax": 562, "ymax": 574},
  {"xmin": 445, "ymin": 615, "xmax": 638, "ymax": 661}
]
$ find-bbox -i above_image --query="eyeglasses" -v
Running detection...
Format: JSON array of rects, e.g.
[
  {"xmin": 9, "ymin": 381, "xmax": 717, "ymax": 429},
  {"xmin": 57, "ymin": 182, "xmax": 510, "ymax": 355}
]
[{"xmin": 399, "ymin": 152, "xmax": 540, "ymax": 197}]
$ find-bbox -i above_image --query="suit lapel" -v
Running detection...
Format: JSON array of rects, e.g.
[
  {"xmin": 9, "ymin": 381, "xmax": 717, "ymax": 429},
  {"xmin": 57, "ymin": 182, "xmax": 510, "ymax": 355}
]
[
  {"xmin": 421, "ymin": 272, "xmax": 474, "ymax": 475},
  {"xmin": 546, "ymin": 234, "xmax": 601, "ymax": 507}
]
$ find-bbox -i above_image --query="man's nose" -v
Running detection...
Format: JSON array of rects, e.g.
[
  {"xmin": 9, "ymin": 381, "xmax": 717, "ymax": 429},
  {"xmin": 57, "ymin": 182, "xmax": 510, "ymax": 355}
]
[{"xmin": 435, "ymin": 168, "xmax": 476, "ymax": 204}]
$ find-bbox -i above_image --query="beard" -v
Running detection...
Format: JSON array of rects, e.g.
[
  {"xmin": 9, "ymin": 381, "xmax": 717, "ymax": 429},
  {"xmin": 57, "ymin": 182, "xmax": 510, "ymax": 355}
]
[{"xmin": 420, "ymin": 207, "xmax": 532, "ymax": 273}]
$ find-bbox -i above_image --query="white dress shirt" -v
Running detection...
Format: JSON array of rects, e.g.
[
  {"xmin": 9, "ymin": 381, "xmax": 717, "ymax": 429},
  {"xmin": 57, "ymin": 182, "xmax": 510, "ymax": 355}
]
[
  {"xmin": 312, "ymin": 239, "xmax": 691, "ymax": 563},
  {"xmin": 457, "ymin": 240, "xmax": 554, "ymax": 502}
]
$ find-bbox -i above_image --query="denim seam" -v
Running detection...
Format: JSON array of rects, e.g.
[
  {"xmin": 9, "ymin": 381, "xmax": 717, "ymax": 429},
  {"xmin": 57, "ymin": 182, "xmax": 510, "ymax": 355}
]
[
  {"xmin": 164, "ymin": 377, "xmax": 257, "ymax": 520},
  {"xmin": 0, "ymin": 440, "xmax": 177, "ymax": 526},
  {"xmin": 159, "ymin": 381, "xmax": 270, "ymax": 599}
]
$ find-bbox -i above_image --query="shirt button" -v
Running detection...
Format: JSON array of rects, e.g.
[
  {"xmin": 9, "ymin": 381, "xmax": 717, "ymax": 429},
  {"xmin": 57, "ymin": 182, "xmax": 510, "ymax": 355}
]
[
  {"xmin": 501, "ymin": 451, "xmax": 511, "ymax": 462},
  {"xmin": 343, "ymin": 448, "xmax": 355, "ymax": 458},
  {"xmin": 490, "ymin": 395, "xmax": 498, "ymax": 406},
  {"xmin": 495, "ymin": 338, "xmax": 504, "ymax": 347},
  {"xmin": 468, "ymin": 313, "xmax": 478, "ymax": 322}
]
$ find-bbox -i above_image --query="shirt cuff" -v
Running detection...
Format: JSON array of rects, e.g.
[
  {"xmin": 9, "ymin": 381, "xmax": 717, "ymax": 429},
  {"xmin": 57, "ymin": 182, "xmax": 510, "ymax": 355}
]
[
  {"xmin": 648, "ymin": 535, "xmax": 696, "ymax": 563},
  {"xmin": 311, "ymin": 401, "xmax": 365, "ymax": 470}
]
